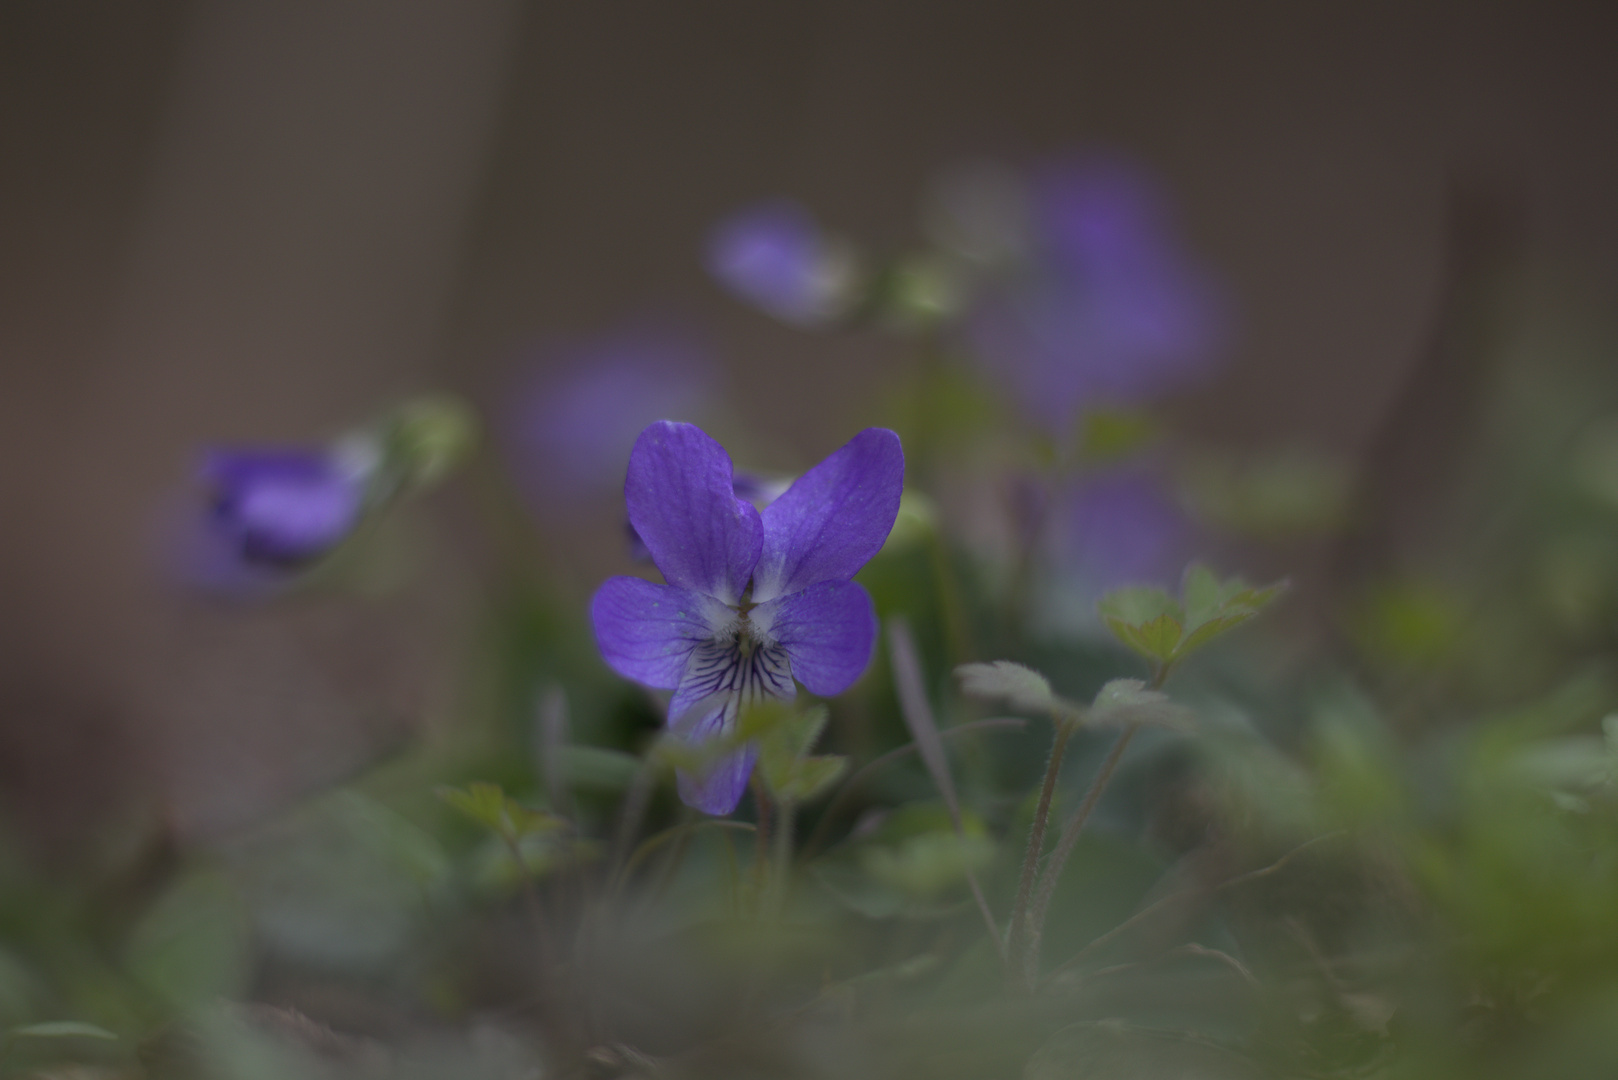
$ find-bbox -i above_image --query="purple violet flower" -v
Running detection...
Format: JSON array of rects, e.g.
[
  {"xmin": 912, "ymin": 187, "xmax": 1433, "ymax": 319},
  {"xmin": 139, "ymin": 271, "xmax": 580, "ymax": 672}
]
[
  {"xmin": 705, "ymin": 199, "xmax": 855, "ymax": 326},
  {"xmin": 965, "ymin": 154, "xmax": 1225, "ymax": 433},
  {"xmin": 592, "ymin": 422, "xmax": 903, "ymax": 814},
  {"xmin": 202, "ymin": 443, "xmax": 374, "ymax": 569}
]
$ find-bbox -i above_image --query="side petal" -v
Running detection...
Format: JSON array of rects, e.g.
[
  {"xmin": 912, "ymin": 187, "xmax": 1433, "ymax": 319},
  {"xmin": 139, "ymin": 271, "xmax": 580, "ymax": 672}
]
[
  {"xmin": 751, "ymin": 428, "xmax": 903, "ymax": 603},
  {"xmin": 590, "ymin": 577, "xmax": 728, "ymax": 689},
  {"xmin": 625, "ymin": 421, "xmax": 762, "ymax": 604},
  {"xmin": 758, "ymin": 580, "xmax": 878, "ymax": 698}
]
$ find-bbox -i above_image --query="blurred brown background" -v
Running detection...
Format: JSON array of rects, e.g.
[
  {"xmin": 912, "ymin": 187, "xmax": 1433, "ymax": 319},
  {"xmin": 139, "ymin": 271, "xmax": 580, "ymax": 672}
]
[{"xmin": 2, "ymin": 0, "xmax": 1616, "ymax": 849}]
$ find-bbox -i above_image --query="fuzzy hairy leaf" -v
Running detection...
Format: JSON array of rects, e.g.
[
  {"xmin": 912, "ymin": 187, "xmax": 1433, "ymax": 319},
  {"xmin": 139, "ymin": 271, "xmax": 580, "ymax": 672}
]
[
  {"xmin": 1090, "ymin": 679, "xmax": 1193, "ymax": 731},
  {"xmin": 955, "ymin": 661, "xmax": 1058, "ymax": 714}
]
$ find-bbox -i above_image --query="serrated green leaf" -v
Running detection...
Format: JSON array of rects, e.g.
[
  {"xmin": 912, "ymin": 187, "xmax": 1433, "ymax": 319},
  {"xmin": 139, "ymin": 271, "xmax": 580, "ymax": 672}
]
[
  {"xmin": 1133, "ymin": 612, "xmax": 1185, "ymax": 661},
  {"xmin": 1181, "ymin": 563, "xmax": 1225, "ymax": 629},
  {"xmin": 1097, "ymin": 586, "xmax": 1181, "ymax": 627},
  {"xmin": 1176, "ymin": 613, "xmax": 1254, "ymax": 657},
  {"xmin": 954, "ymin": 660, "xmax": 1058, "ymax": 713},
  {"xmin": 9, "ymin": 1021, "xmax": 118, "ymax": 1040}
]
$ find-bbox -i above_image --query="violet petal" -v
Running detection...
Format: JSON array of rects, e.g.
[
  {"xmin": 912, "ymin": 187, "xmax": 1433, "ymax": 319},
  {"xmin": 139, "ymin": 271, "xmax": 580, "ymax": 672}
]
[
  {"xmin": 758, "ymin": 579, "xmax": 878, "ymax": 697},
  {"xmin": 625, "ymin": 421, "xmax": 763, "ymax": 605},
  {"xmin": 750, "ymin": 428, "xmax": 904, "ymax": 603},
  {"xmin": 590, "ymin": 576, "xmax": 730, "ymax": 689}
]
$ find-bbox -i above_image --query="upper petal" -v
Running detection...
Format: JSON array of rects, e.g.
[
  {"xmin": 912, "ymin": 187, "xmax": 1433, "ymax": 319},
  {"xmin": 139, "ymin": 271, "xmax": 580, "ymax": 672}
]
[
  {"xmin": 625, "ymin": 421, "xmax": 763, "ymax": 604},
  {"xmin": 757, "ymin": 579, "xmax": 878, "ymax": 698},
  {"xmin": 750, "ymin": 428, "xmax": 904, "ymax": 603},
  {"xmin": 590, "ymin": 576, "xmax": 730, "ymax": 689}
]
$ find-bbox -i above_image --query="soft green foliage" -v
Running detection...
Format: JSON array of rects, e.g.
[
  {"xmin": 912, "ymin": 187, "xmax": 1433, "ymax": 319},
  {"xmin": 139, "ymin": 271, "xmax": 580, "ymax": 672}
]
[
  {"xmin": 1088, "ymin": 677, "xmax": 1192, "ymax": 730},
  {"xmin": 749, "ymin": 702, "xmax": 849, "ymax": 803},
  {"xmin": 1099, "ymin": 563, "xmax": 1286, "ymax": 669},
  {"xmin": 122, "ymin": 869, "xmax": 251, "ymax": 1011},
  {"xmin": 385, "ymin": 394, "xmax": 480, "ymax": 489},
  {"xmin": 436, "ymin": 781, "xmax": 565, "ymax": 840},
  {"xmin": 955, "ymin": 659, "xmax": 1058, "ymax": 714}
]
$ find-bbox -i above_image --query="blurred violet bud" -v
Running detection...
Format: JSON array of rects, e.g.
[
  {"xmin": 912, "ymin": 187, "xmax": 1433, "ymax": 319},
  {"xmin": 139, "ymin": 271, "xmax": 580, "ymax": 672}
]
[
  {"xmin": 964, "ymin": 153, "xmax": 1227, "ymax": 433},
  {"xmin": 204, "ymin": 440, "xmax": 375, "ymax": 567},
  {"xmin": 705, "ymin": 199, "xmax": 859, "ymax": 325},
  {"xmin": 504, "ymin": 328, "xmax": 717, "ymax": 508},
  {"xmin": 169, "ymin": 436, "xmax": 379, "ymax": 594}
]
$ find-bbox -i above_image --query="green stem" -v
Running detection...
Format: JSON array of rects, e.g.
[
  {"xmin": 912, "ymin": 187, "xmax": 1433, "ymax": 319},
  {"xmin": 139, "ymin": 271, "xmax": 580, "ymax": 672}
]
[
  {"xmin": 1018, "ymin": 720, "xmax": 1140, "ymax": 988},
  {"xmin": 769, "ymin": 797, "xmax": 796, "ymax": 919},
  {"xmin": 1004, "ymin": 713, "xmax": 1076, "ymax": 974}
]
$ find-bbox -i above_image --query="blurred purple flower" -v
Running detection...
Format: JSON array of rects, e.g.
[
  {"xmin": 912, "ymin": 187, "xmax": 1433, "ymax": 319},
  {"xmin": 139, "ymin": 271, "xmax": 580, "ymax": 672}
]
[
  {"xmin": 966, "ymin": 154, "xmax": 1226, "ymax": 432},
  {"xmin": 204, "ymin": 449, "xmax": 366, "ymax": 566},
  {"xmin": 592, "ymin": 422, "xmax": 902, "ymax": 814},
  {"xmin": 705, "ymin": 199, "xmax": 855, "ymax": 325},
  {"xmin": 505, "ymin": 329, "xmax": 716, "ymax": 507},
  {"xmin": 1061, "ymin": 467, "xmax": 1192, "ymax": 594},
  {"xmin": 170, "ymin": 440, "xmax": 377, "ymax": 594}
]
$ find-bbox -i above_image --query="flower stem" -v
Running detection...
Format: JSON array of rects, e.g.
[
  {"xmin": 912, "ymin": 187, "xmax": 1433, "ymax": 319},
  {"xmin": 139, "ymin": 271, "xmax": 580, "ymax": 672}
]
[
  {"xmin": 1017, "ymin": 720, "xmax": 1140, "ymax": 988},
  {"xmin": 1004, "ymin": 712, "xmax": 1076, "ymax": 975},
  {"xmin": 768, "ymin": 796, "xmax": 796, "ymax": 919}
]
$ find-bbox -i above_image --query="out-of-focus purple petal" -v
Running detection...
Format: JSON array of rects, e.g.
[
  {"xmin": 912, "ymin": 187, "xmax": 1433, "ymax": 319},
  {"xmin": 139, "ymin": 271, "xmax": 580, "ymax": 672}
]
[
  {"xmin": 505, "ymin": 330, "xmax": 715, "ymax": 505},
  {"xmin": 706, "ymin": 199, "xmax": 844, "ymax": 325},
  {"xmin": 1064, "ymin": 469, "xmax": 1191, "ymax": 590},
  {"xmin": 750, "ymin": 429, "xmax": 904, "ymax": 603},
  {"xmin": 625, "ymin": 421, "xmax": 762, "ymax": 604},
  {"xmin": 590, "ymin": 576, "xmax": 729, "ymax": 689},
  {"xmin": 758, "ymin": 579, "xmax": 878, "ymax": 697},
  {"xmin": 203, "ymin": 449, "xmax": 365, "ymax": 566},
  {"xmin": 964, "ymin": 153, "xmax": 1226, "ymax": 431}
]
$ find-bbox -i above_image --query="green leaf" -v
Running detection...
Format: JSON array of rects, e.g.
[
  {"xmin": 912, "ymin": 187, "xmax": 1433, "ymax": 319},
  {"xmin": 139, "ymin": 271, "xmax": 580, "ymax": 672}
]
[
  {"xmin": 436, "ymin": 782, "xmax": 508, "ymax": 831},
  {"xmin": 1100, "ymin": 570, "xmax": 1285, "ymax": 668},
  {"xmin": 1090, "ymin": 679, "xmax": 1193, "ymax": 731},
  {"xmin": 436, "ymin": 783, "xmax": 564, "ymax": 838},
  {"xmin": 1180, "ymin": 563, "xmax": 1225, "ymax": 630},
  {"xmin": 735, "ymin": 697, "xmax": 798, "ymax": 742},
  {"xmin": 955, "ymin": 660, "xmax": 1059, "ymax": 714},
  {"xmin": 557, "ymin": 746, "xmax": 642, "ymax": 791},
  {"xmin": 772, "ymin": 755, "xmax": 849, "ymax": 803},
  {"xmin": 1134, "ymin": 612, "xmax": 1185, "ymax": 661},
  {"xmin": 1097, "ymin": 586, "xmax": 1180, "ymax": 627},
  {"xmin": 9, "ymin": 1021, "xmax": 118, "ymax": 1040},
  {"xmin": 123, "ymin": 869, "xmax": 251, "ymax": 1010},
  {"xmin": 758, "ymin": 705, "xmax": 833, "ymax": 796}
]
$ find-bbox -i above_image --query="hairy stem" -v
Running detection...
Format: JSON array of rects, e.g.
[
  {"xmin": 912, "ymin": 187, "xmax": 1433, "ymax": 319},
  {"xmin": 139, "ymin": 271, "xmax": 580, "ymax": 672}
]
[
  {"xmin": 1018, "ymin": 720, "xmax": 1140, "ymax": 987},
  {"xmin": 1004, "ymin": 713, "xmax": 1076, "ymax": 971}
]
